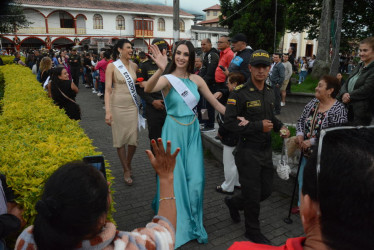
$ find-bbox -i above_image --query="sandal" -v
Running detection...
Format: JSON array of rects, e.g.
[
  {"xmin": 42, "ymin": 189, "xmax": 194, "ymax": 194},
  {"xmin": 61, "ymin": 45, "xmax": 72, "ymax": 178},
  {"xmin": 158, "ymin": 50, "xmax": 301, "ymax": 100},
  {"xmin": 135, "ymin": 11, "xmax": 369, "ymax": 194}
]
[
  {"xmin": 216, "ymin": 185, "xmax": 233, "ymax": 195},
  {"xmin": 124, "ymin": 173, "xmax": 133, "ymax": 186}
]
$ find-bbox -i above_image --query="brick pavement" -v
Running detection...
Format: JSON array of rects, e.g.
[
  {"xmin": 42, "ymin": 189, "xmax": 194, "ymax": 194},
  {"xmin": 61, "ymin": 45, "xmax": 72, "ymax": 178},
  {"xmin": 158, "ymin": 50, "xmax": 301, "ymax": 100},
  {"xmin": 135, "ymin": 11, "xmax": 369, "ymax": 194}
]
[{"xmin": 77, "ymin": 87, "xmax": 306, "ymax": 249}]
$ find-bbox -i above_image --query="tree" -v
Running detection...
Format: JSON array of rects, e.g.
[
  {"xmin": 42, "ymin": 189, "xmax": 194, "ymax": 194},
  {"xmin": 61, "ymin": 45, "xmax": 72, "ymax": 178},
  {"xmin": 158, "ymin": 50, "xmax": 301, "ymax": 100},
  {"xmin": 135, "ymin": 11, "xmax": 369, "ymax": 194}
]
[
  {"xmin": 0, "ymin": 0, "xmax": 31, "ymax": 34},
  {"xmin": 286, "ymin": 0, "xmax": 374, "ymax": 53},
  {"xmin": 220, "ymin": 0, "xmax": 289, "ymax": 52},
  {"xmin": 330, "ymin": 0, "xmax": 344, "ymax": 76}
]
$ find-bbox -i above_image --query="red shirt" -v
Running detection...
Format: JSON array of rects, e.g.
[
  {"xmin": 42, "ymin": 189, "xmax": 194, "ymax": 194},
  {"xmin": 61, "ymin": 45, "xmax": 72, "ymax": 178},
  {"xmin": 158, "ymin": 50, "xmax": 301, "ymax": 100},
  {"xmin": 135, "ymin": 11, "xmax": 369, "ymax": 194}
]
[
  {"xmin": 95, "ymin": 59, "xmax": 110, "ymax": 82},
  {"xmin": 229, "ymin": 237, "xmax": 306, "ymax": 250},
  {"xmin": 215, "ymin": 47, "xmax": 234, "ymax": 83}
]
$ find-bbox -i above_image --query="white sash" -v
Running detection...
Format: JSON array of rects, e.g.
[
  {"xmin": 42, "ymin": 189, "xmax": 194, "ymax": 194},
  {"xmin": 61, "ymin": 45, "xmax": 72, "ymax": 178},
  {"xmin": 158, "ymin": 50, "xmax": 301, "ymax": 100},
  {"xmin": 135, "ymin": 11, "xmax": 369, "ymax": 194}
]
[
  {"xmin": 43, "ymin": 76, "xmax": 50, "ymax": 89},
  {"xmin": 164, "ymin": 74, "xmax": 198, "ymax": 115},
  {"xmin": 113, "ymin": 59, "xmax": 146, "ymax": 130}
]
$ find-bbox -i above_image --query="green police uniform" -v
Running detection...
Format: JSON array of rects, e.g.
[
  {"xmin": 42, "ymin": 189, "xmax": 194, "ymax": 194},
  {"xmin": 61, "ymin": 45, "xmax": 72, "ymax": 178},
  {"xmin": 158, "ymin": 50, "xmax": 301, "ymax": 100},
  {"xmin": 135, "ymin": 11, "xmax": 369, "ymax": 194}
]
[{"xmin": 224, "ymin": 75, "xmax": 284, "ymax": 237}]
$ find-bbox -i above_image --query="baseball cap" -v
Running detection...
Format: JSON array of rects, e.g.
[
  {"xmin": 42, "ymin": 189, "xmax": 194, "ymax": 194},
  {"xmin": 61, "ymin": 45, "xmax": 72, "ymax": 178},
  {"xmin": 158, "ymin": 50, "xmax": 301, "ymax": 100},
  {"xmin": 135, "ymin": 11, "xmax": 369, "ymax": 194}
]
[
  {"xmin": 231, "ymin": 33, "xmax": 247, "ymax": 43},
  {"xmin": 152, "ymin": 38, "xmax": 168, "ymax": 51},
  {"xmin": 249, "ymin": 49, "xmax": 271, "ymax": 66}
]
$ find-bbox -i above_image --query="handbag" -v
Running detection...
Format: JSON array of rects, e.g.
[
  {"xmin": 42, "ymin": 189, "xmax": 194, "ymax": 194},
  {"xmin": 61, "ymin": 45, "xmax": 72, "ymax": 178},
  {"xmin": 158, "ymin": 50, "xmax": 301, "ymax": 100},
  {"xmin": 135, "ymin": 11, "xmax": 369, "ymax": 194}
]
[{"xmin": 277, "ymin": 139, "xmax": 291, "ymax": 180}]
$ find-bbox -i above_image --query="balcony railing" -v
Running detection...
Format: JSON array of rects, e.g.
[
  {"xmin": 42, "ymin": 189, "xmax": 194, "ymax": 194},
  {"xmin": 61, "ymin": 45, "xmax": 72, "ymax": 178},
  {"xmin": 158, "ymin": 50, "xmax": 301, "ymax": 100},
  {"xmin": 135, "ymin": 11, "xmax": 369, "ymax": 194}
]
[
  {"xmin": 77, "ymin": 28, "xmax": 86, "ymax": 35},
  {"xmin": 135, "ymin": 29, "xmax": 153, "ymax": 38},
  {"xmin": 49, "ymin": 28, "xmax": 75, "ymax": 34},
  {"xmin": 17, "ymin": 27, "xmax": 46, "ymax": 34}
]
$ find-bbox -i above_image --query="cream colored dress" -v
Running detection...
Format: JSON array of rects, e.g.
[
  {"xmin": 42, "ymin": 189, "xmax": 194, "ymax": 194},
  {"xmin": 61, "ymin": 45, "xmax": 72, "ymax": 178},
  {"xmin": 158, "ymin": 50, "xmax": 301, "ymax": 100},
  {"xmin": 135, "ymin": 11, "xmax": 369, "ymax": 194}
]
[{"xmin": 110, "ymin": 64, "xmax": 138, "ymax": 148}]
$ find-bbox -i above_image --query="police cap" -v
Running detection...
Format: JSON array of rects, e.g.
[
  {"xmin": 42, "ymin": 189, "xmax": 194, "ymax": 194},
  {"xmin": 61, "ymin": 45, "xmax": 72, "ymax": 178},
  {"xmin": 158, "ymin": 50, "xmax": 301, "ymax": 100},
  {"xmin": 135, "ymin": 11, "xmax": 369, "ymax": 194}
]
[
  {"xmin": 152, "ymin": 38, "xmax": 168, "ymax": 52},
  {"xmin": 250, "ymin": 49, "xmax": 271, "ymax": 66}
]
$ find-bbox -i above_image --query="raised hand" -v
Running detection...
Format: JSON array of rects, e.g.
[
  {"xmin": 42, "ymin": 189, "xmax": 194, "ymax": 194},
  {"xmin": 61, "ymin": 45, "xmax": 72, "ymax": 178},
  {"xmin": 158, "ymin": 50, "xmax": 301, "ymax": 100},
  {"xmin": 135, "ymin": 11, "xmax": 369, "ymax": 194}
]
[
  {"xmin": 148, "ymin": 45, "xmax": 168, "ymax": 72},
  {"xmin": 146, "ymin": 139, "xmax": 180, "ymax": 179}
]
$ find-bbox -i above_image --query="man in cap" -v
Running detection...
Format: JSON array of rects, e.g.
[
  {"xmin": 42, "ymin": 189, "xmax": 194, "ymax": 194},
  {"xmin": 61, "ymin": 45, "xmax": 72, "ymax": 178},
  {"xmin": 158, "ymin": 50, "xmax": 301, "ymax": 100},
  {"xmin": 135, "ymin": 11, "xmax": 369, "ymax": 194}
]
[
  {"xmin": 223, "ymin": 49, "xmax": 290, "ymax": 244},
  {"xmin": 223, "ymin": 33, "xmax": 253, "ymax": 81},
  {"xmin": 136, "ymin": 38, "xmax": 168, "ymax": 147}
]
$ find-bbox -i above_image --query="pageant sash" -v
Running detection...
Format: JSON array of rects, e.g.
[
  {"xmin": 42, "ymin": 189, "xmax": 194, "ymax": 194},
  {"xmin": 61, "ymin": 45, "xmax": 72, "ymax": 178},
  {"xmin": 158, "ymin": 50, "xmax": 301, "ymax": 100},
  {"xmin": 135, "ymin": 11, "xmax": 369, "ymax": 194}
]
[
  {"xmin": 164, "ymin": 74, "xmax": 198, "ymax": 115},
  {"xmin": 113, "ymin": 59, "xmax": 146, "ymax": 130}
]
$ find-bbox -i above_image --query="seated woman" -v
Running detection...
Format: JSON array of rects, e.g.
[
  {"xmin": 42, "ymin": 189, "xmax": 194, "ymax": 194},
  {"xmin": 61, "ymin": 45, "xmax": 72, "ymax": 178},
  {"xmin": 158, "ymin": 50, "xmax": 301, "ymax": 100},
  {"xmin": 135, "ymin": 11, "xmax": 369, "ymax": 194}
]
[
  {"xmin": 292, "ymin": 75, "xmax": 347, "ymax": 213},
  {"xmin": 229, "ymin": 126, "xmax": 374, "ymax": 249},
  {"xmin": 49, "ymin": 67, "xmax": 80, "ymax": 120},
  {"xmin": 15, "ymin": 139, "xmax": 179, "ymax": 250}
]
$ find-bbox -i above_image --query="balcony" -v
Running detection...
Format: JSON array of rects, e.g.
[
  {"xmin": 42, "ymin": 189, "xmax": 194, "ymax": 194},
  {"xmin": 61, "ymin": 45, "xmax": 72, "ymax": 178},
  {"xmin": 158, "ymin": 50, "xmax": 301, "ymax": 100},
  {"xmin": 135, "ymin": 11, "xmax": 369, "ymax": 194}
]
[
  {"xmin": 49, "ymin": 28, "xmax": 75, "ymax": 34},
  {"xmin": 17, "ymin": 27, "xmax": 46, "ymax": 34},
  {"xmin": 134, "ymin": 30, "xmax": 153, "ymax": 38}
]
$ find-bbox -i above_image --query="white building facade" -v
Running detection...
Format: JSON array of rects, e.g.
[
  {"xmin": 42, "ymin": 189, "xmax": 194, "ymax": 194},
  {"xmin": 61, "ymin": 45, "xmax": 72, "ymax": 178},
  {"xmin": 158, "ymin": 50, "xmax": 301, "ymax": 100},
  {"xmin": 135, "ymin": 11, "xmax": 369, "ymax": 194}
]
[
  {"xmin": 281, "ymin": 31, "xmax": 318, "ymax": 58},
  {"xmin": 1, "ymin": 0, "xmax": 194, "ymax": 52}
]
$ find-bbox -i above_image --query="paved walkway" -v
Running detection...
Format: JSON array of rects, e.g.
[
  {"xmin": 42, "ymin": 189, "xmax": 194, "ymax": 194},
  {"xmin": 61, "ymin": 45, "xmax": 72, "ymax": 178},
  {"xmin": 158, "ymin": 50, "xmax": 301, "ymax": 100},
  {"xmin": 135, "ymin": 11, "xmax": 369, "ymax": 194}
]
[{"xmin": 77, "ymin": 87, "xmax": 306, "ymax": 249}]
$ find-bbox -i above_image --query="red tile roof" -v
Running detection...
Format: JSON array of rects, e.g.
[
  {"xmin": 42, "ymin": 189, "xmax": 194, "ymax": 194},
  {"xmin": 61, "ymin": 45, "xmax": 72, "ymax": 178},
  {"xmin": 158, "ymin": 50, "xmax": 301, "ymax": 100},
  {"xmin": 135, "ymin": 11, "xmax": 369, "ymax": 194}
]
[
  {"xmin": 197, "ymin": 17, "xmax": 220, "ymax": 25},
  {"xmin": 203, "ymin": 4, "xmax": 221, "ymax": 11},
  {"xmin": 16, "ymin": 0, "xmax": 194, "ymax": 17}
]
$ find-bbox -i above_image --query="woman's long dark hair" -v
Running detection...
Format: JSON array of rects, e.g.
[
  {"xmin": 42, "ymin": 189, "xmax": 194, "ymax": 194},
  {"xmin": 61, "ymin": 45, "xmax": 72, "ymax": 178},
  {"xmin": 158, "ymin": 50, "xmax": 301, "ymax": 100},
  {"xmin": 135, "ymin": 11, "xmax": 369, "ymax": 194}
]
[
  {"xmin": 166, "ymin": 40, "xmax": 195, "ymax": 74},
  {"xmin": 33, "ymin": 162, "xmax": 109, "ymax": 250},
  {"xmin": 50, "ymin": 66, "xmax": 66, "ymax": 99},
  {"xmin": 112, "ymin": 39, "xmax": 132, "ymax": 60}
]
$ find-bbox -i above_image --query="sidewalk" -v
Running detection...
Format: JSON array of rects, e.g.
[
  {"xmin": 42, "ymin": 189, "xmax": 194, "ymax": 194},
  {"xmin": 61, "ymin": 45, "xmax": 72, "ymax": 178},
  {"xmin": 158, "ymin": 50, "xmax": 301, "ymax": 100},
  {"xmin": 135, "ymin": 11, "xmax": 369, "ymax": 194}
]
[{"xmin": 77, "ymin": 87, "xmax": 304, "ymax": 249}]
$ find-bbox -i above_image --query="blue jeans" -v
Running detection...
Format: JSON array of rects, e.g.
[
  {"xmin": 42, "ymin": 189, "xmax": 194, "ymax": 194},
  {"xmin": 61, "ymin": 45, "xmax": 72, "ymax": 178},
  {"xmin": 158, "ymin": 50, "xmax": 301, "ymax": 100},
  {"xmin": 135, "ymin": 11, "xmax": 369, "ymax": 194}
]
[
  {"xmin": 297, "ymin": 156, "xmax": 307, "ymax": 206},
  {"xmin": 298, "ymin": 71, "xmax": 307, "ymax": 83}
]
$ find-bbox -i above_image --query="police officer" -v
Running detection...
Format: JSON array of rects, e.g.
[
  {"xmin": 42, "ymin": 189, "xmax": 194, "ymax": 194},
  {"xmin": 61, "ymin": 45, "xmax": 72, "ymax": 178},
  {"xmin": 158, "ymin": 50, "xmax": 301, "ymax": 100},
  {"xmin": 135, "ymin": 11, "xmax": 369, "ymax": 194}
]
[
  {"xmin": 136, "ymin": 38, "xmax": 168, "ymax": 146},
  {"xmin": 68, "ymin": 48, "xmax": 81, "ymax": 87},
  {"xmin": 223, "ymin": 50, "xmax": 290, "ymax": 244}
]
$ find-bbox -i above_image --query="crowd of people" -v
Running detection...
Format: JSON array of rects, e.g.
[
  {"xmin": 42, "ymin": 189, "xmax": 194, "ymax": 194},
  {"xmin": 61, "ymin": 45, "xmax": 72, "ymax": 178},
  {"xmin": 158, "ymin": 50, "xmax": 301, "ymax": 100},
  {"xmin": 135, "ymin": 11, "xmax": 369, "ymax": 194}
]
[{"xmin": 1, "ymin": 34, "xmax": 374, "ymax": 250}]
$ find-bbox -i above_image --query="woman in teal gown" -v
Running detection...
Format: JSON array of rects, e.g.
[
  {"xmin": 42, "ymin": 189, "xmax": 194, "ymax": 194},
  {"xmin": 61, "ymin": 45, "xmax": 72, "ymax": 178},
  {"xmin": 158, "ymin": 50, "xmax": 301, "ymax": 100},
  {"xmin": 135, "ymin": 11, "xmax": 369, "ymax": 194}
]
[{"xmin": 145, "ymin": 41, "xmax": 226, "ymax": 248}]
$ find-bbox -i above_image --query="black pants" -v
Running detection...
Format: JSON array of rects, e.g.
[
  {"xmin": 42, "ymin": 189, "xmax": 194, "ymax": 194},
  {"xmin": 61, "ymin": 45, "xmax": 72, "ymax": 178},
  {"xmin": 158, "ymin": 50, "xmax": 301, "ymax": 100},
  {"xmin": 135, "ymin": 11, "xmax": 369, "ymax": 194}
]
[
  {"xmin": 273, "ymin": 84, "xmax": 281, "ymax": 114},
  {"xmin": 204, "ymin": 83, "xmax": 226, "ymax": 128},
  {"xmin": 71, "ymin": 67, "xmax": 80, "ymax": 87},
  {"xmin": 146, "ymin": 106, "xmax": 166, "ymax": 149},
  {"xmin": 231, "ymin": 144, "xmax": 274, "ymax": 233}
]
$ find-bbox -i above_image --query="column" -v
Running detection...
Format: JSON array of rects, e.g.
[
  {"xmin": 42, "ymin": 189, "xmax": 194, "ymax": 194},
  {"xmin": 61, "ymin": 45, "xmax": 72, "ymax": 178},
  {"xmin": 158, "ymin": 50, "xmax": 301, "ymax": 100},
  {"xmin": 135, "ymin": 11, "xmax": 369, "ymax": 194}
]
[{"xmin": 74, "ymin": 18, "xmax": 77, "ymax": 34}]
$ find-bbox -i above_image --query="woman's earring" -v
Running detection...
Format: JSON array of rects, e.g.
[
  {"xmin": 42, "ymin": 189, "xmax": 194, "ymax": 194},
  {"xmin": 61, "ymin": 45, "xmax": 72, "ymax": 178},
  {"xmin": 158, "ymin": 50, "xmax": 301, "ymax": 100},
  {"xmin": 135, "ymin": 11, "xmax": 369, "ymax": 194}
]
[{"xmin": 119, "ymin": 52, "xmax": 122, "ymax": 58}]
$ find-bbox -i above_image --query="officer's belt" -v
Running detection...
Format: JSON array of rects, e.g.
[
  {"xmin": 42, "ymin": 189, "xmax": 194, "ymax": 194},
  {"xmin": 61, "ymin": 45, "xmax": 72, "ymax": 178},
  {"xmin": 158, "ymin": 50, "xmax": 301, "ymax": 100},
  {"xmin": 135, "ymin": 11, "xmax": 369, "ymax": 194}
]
[{"xmin": 239, "ymin": 138, "xmax": 271, "ymax": 150}]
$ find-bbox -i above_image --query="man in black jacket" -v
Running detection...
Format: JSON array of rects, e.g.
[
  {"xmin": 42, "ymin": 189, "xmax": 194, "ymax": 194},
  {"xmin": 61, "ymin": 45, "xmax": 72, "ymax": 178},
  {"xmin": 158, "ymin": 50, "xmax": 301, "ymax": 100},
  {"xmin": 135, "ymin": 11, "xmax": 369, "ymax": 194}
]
[
  {"xmin": 199, "ymin": 38, "xmax": 220, "ymax": 132},
  {"xmin": 69, "ymin": 48, "xmax": 81, "ymax": 87},
  {"xmin": 223, "ymin": 50, "xmax": 289, "ymax": 244}
]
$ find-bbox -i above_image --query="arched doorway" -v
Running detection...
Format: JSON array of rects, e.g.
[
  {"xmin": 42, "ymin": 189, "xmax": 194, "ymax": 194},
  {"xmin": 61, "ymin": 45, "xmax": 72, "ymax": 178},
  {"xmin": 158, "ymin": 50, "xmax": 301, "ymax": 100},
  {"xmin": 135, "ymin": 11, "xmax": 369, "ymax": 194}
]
[
  {"xmin": 52, "ymin": 37, "xmax": 74, "ymax": 50},
  {"xmin": 0, "ymin": 37, "xmax": 15, "ymax": 53},
  {"xmin": 20, "ymin": 37, "xmax": 46, "ymax": 50}
]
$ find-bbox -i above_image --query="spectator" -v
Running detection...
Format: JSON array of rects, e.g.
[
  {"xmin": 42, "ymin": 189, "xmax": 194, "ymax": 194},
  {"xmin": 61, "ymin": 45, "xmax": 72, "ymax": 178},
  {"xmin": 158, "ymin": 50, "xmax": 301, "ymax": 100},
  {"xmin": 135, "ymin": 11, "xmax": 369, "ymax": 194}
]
[
  {"xmin": 308, "ymin": 54, "xmax": 316, "ymax": 74},
  {"xmin": 68, "ymin": 48, "xmax": 81, "ymax": 87},
  {"xmin": 0, "ymin": 175, "xmax": 25, "ymax": 249},
  {"xmin": 269, "ymin": 53, "xmax": 285, "ymax": 115},
  {"xmin": 281, "ymin": 53, "xmax": 293, "ymax": 107},
  {"xmin": 199, "ymin": 38, "xmax": 220, "ymax": 132},
  {"xmin": 39, "ymin": 57, "xmax": 53, "ymax": 88},
  {"xmin": 83, "ymin": 53, "xmax": 93, "ymax": 88},
  {"xmin": 298, "ymin": 57, "xmax": 308, "ymax": 84},
  {"xmin": 215, "ymin": 35, "xmax": 234, "ymax": 85},
  {"xmin": 230, "ymin": 127, "xmax": 374, "ymax": 250},
  {"xmin": 34, "ymin": 50, "xmax": 43, "ymax": 72},
  {"xmin": 339, "ymin": 37, "xmax": 374, "ymax": 126},
  {"xmin": 90, "ymin": 54, "xmax": 99, "ymax": 94},
  {"xmin": 293, "ymin": 75, "xmax": 348, "ymax": 214},
  {"xmin": 50, "ymin": 67, "xmax": 80, "ymax": 120},
  {"xmin": 15, "ymin": 139, "xmax": 178, "ymax": 250},
  {"xmin": 95, "ymin": 51, "xmax": 111, "ymax": 97},
  {"xmin": 194, "ymin": 56, "xmax": 202, "ymax": 75},
  {"xmin": 336, "ymin": 72, "xmax": 345, "ymax": 87},
  {"xmin": 13, "ymin": 52, "xmax": 26, "ymax": 66},
  {"xmin": 224, "ymin": 33, "xmax": 253, "ymax": 81},
  {"xmin": 214, "ymin": 72, "xmax": 245, "ymax": 195},
  {"xmin": 51, "ymin": 53, "xmax": 59, "ymax": 67},
  {"xmin": 58, "ymin": 51, "xmax": 72, "ymax": 81}
]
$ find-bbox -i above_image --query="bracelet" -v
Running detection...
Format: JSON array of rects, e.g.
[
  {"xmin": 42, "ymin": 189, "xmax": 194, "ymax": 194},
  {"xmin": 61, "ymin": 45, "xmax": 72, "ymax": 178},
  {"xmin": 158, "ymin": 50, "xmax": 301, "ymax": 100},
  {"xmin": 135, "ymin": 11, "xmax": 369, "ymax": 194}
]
[{"xmin": 159, "ymin": 197, "xmax": 176, "ymax": 202}]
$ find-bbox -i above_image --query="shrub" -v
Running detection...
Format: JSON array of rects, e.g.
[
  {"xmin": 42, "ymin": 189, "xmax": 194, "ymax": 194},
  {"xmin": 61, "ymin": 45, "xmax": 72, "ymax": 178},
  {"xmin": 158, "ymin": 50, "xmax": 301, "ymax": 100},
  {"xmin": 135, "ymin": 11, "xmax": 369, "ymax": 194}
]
[
  {"xmin": 0, "ymin": 65, "xmax": 114, "ymax": 224},
  {"xmin": 0, "ymin": 71, "xmax": 4, "ymax": 111},
  {"xmin": 0, "ymin": 55, "xmax": 26, "ymax": 65}
]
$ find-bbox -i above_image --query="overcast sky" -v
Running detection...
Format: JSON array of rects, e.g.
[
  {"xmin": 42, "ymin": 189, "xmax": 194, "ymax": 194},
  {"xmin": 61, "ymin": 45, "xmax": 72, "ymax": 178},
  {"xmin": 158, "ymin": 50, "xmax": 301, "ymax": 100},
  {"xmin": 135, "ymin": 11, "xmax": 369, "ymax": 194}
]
[{"xmin": 129, "ymin": 0, "xmax": 221, "ymax": 15}]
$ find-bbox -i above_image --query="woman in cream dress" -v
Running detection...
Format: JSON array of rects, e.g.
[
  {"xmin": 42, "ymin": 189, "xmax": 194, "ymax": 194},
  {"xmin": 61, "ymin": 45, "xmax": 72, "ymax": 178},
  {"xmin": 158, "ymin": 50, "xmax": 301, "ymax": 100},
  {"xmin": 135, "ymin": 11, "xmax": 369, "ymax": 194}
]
[{"xmin": 105, "ymin": 39, "xmax": 138, "ymax": 185}]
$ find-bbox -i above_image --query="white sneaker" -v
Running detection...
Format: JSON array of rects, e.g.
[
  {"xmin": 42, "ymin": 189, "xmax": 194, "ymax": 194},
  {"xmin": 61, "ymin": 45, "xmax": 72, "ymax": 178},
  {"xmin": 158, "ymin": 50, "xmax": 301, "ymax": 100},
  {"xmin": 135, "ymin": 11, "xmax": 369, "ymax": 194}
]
[
  {"xmin": 97, "ymin": 92, "xmax": 102, "ymax": 97},
  {"xmin": 281, "ymin": 102, "xmax": 285, "ymax": 107},
  {"xmin": 92, "ymin": 90, "xmax": 97, "ymax": 94},
  {"xmin": 298, "ymin": 82, "xmax": 301, "ymax": 85}
]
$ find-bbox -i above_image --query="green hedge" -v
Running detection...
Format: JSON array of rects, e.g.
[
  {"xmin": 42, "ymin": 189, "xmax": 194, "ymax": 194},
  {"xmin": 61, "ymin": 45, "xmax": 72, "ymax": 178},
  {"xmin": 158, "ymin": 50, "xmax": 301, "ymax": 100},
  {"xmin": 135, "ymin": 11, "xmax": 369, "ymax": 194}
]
[
  {"xmin": 1, "ymin": 55, "xmax": 27, "ymax": 65},
  {"xmin": 0, "ymin": 65, "xmax": 114, "ymax": 223}
]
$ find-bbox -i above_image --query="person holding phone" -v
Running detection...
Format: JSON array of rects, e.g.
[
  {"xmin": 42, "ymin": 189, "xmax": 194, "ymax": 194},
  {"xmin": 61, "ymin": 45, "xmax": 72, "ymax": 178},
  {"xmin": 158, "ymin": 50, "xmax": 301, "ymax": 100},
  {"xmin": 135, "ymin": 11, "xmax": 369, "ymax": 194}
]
[{"xmin": 16, "ymin": 139, "xmax": 179, "ymax": 250}]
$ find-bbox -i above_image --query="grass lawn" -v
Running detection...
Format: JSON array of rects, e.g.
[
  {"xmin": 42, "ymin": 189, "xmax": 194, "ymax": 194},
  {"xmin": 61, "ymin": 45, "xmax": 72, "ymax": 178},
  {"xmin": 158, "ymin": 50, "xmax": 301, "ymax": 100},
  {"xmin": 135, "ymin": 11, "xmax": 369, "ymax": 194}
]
[{"xmin": 290, "ymin": 74, "xmax": 317, "ymax": 93}]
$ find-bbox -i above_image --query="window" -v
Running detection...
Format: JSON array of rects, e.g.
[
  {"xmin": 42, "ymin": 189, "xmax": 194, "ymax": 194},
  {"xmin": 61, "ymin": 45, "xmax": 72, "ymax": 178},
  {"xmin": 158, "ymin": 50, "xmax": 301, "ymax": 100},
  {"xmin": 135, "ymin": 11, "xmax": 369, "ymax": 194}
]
[
  {"xmin": 179, "ymin": 20, "xmax": 185, "ymax": 32},
  {"xmin": 158, "ymin": 18, "xmax": 165, "ymax": 31},
  {"xmin": 116, "ymin": 15, "xmax": 125, "ymax": 30},
  {"xmin": 93, "ymin": 14, "xmax": 103, "ymax": 29},
  {"xmin": 207, "ymin": 11, "xmax": 210, "ymax": 16},
  {"xmin": 59, "ymin": 12, "xmax": 74, "ymax": 28},
  {"xmin": 213, "ymin": 11, "xmax": 218, "ymax": 16}
]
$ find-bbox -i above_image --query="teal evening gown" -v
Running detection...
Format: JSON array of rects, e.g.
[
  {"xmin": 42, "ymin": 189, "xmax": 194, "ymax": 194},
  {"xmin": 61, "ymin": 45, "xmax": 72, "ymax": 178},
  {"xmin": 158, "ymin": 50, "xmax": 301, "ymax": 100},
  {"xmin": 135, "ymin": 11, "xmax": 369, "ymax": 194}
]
[{"xmin": 152, "ymin": 77, "xmax": 208, "ymax": 248}]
